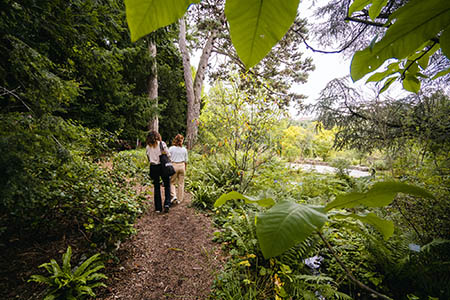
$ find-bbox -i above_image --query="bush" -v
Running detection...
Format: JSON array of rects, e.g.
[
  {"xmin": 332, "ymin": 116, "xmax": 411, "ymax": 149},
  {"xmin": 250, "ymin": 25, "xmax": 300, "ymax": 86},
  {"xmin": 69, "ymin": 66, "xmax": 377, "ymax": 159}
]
[{"xmin": 0, "ymin": 114, "xmax": 146, "ymax": 249}]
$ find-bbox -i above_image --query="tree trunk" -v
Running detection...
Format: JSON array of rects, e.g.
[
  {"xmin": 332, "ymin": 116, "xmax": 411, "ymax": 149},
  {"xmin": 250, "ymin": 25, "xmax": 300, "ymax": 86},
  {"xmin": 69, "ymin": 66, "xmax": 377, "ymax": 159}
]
[
  {"xmin": 179, "ymin": 16, "xmax": 216, "ymax": 149},
  {"xmin": 148, "ymin": 39, "xmax": 158, "ymax": 132}
]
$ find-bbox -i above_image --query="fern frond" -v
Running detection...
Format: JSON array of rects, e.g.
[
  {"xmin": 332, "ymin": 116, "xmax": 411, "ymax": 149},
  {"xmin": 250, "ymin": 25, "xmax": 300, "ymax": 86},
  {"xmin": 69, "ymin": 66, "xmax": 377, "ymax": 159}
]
[
  {"xmin": 294, "ymin": 274, "xmax": 335, "ymax": 284},
  {"xmin": 62, "ymin": 246, "xmax": 72, "ymax": 273},
  {"xmin": 73, "ymin": 253, "xmax": 101, "ymax": 277},
  {"xmin": 28, "ymin": 275, "xmax": 52, "ymax": 285}
]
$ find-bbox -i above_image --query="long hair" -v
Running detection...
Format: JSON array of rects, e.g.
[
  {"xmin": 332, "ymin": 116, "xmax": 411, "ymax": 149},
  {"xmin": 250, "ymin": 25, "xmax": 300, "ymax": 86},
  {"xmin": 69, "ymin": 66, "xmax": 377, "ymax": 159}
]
[
  {"xmin": 172, "ymin": 134, "xmax": 184, "ymax": 147},
  {"xmin": 146, "ymin": 130, "xmax": 161, "ymax": 148}
]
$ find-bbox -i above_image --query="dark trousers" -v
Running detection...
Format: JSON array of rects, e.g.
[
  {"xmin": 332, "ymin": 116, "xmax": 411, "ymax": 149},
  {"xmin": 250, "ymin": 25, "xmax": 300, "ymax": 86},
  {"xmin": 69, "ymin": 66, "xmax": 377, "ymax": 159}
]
[{"xmin": 150, "ymin": 164, "xmax": 171, "ymax": 211}]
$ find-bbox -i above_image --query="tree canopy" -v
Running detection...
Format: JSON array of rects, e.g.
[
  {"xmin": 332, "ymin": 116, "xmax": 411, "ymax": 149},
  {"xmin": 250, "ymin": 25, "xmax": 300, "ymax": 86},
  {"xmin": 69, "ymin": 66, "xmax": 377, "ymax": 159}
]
[{"xmin": 125, "ymin": 0, "xmax": 450, "ymax": 94}]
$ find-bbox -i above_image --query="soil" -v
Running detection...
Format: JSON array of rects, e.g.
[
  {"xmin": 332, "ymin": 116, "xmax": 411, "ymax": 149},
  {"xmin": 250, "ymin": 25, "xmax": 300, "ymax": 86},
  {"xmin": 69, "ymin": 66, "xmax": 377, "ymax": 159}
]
[
  {"xmin": 97, "ymin": 192, "xmax": 224, "ymax": 300},
  {"xmin": 1, "ymin": 189, "xmax": 224, "ymax": 300}
]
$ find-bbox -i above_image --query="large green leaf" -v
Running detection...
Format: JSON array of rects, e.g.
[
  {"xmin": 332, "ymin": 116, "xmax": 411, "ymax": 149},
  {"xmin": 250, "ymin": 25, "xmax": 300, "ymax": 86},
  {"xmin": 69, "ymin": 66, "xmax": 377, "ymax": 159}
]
[
  {"xmin": 214, "ymin": 191, "xmax": 275, "ymax": 208},
  {"xmin": 351, "ymin": 0, "xmax": 450, "ymax": 81},
  {"xmin": 326, "ymin": 181, "xmax": 435, "ymax": 211},
  {"xmin": 256, "ymin": 201, "xmax": 327, "ymax": 258},
  {"xmin": 365, "ymin": 62, "xmax": 399, "ymax": 83},
  {"xmin": 334, "ymin": 212, "xmax": 394, "ymax": 240},
  {"xmin": 348, "ymin": 0, "xmax": 371, "ymax": 17},
  {"xmin": 225, "ymin": 0, "xmax": 300, "ymax": 69},
  {"xmin": 403, "ymin": 74, "xmax": 420, "ymax": 93},
  {"xmin": 441, "ymin": 25, "xmax": 450, "ymax": 59},
  {"xmin": 125, "ymin": 0, "xmax": 200, "ymax": 42},
  {"xmin": 368, "ymin": 0, "xmax": 388, "ymax": 21}
]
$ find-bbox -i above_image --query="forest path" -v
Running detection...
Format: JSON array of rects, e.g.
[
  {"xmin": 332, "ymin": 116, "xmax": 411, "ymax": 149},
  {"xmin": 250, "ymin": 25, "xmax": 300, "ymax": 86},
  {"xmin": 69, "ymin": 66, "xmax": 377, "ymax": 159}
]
[{"xmin": 98, "ymin": 191, "xmax": 224, "ymax": 300}]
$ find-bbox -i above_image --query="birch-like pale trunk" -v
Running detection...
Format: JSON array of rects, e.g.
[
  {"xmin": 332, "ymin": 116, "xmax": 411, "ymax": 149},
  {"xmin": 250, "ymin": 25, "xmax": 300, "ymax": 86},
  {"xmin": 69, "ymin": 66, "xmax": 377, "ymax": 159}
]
[
  {"xmin": 179, "ymin": 16, "xmax": 216, "ymax": 149},
  {"xmin": 147, "ymin": 39, "xmax": 158, "ymax": 132}
]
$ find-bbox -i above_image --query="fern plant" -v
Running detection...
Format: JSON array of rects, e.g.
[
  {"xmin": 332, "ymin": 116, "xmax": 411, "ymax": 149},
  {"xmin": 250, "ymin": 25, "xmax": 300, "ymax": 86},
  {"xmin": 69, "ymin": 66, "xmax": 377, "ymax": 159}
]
[{"xmin": 29, "ymin": 246, "xmax": 107, "ymax": 300}]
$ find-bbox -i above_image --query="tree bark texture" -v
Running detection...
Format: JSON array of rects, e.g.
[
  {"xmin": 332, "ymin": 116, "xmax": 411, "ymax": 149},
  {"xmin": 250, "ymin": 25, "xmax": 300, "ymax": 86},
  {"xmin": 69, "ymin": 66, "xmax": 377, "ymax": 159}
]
[
  {"xmin": 179, "ymin": 16, "xmax": 216, "ymax": 149},
  {"xmin": 147, "ymin": 39, "xmax": 158, "ymax": 132}
]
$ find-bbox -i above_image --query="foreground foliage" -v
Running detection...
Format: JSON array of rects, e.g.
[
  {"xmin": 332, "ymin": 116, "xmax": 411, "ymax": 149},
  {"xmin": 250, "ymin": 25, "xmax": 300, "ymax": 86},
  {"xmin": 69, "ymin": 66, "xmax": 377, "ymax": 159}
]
[{"xmin": 29, "ymin": 246, "xmax": 107, "ymax": 300}]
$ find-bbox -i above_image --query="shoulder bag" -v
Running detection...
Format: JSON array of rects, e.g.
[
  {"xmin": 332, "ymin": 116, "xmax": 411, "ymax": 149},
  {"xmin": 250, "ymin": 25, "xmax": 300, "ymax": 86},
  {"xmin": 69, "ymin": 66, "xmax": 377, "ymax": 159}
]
[{"xmin": 159, "ymin": 142, "xmax": 175, "ymax": 177}]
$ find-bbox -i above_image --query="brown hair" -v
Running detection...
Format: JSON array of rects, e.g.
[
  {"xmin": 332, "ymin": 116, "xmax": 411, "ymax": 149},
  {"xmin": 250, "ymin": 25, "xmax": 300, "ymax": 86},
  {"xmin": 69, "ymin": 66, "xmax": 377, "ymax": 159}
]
[
  {"xmin": 146, "ymin": 130, "xmax": 161, "ymax": 148},
  {"xmin": 172, "ymin": 134, "xmax": 184, "ymax": 147}
]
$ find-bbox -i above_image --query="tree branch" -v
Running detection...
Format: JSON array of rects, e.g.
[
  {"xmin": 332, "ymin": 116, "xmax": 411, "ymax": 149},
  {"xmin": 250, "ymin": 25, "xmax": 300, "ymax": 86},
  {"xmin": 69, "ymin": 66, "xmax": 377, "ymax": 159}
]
[
  {"xmin": 344, "ymin": 16, "xmax": 387, "ymax": 27},
  {"xmin": 401, "ymin": 41, "xmax": 438, "ymax": 79},
  {"xmin": 294, "ymin": 25, "xmax": 369, "ymax": 54}
]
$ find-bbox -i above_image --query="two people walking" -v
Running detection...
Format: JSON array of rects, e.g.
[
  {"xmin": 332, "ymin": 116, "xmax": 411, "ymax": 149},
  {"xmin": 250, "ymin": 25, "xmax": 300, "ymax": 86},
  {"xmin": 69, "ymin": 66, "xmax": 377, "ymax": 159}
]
[{"xmin": 145, "ymin": 131, "xmax": 188, "ymax": 213}]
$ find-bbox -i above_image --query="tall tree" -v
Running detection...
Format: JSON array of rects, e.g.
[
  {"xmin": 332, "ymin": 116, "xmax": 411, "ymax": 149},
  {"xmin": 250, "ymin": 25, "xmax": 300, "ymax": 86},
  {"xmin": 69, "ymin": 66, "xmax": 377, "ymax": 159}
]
[
  {"xmin": 147, "ymin": 38, "xmax": 159, "ymax": 132},
  {"xmin": 126, "ymin": 0, "xmax": 314, "ymax": 148},
  {"xmin": 178, "ymin": 12, "xmax": 218, "ymax": 149}
]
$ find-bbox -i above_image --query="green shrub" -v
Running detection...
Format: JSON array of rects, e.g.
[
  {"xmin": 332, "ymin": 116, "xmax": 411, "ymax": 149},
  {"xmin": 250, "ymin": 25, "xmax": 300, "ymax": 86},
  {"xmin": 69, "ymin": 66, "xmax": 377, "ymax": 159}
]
[
  {"xmin": 29, "ymin": 246, "xmax": 107, "ymax": 300},
  {"xmin": 186, "ymin": 153, "xmax": 240, "ymax": 209},
  {"xmin": 0, "ymin": 114, "xmax": 145, "ymax": 249}
]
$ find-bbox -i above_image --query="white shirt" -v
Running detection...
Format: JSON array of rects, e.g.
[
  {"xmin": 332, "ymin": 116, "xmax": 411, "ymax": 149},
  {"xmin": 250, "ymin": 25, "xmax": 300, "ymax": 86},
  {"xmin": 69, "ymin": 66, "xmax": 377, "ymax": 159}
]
[
  {"xmin": 168, "ymin": 146, "xmax": 188, "ymax": 163},
  {"xmin": 146, "ymin": 141, "xmax": 170, "ymax": 164}
]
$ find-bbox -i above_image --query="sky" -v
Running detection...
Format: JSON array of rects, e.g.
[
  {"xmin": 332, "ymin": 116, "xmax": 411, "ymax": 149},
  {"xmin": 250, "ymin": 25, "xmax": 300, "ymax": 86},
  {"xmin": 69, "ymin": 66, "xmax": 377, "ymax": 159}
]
[{"xmin": 292, "ymin": 0, "xmax": 350, "ymax": 104}]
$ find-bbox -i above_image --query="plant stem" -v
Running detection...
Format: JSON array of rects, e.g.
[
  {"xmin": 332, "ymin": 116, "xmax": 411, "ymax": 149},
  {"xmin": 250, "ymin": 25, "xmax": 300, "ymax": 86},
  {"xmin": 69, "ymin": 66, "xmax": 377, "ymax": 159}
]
[{"xmin": 317, "ymin": 231, "xmax": 392, "ymax": 300}]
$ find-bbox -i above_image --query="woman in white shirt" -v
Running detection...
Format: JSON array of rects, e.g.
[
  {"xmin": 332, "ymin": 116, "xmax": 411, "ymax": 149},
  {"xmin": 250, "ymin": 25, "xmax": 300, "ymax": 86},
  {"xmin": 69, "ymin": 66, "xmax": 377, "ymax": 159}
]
[
  {"xmin": 168, "ymin": 134, "xmax": 188, "ymax": 204},
  {"xmin": 146, "ymin": 131, "xmax": 171, "ymax": 213}
]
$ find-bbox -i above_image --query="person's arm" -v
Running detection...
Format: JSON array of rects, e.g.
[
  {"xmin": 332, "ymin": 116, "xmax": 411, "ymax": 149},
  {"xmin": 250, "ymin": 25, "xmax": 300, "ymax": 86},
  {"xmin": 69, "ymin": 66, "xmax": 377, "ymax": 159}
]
[
  {"xmin": 145, "ymin": 146, "xmax": 150, "ymax": 162},
  {"xmin": 184, "ymin": 148, "xmax": 188, "ymax": 171},
  {"xmin": 163, "ymin": 142, "xmax": 171, "ymax": 159}
]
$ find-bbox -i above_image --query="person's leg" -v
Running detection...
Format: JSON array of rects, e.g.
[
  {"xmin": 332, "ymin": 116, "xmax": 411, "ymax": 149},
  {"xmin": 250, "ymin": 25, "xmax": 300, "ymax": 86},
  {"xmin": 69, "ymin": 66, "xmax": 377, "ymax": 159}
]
[
  {"xmin": 151, "ymin": 165, "xmax": 163, "ymax": 212},
  {"xmin": 170, "ymin": 169, "xmax": 178, "ymax": 201},
  {"xmin": 162, "ymin": 174, "xmax": 171, "ymax": 211},
  {"xmin": 178, "ymin": 165, "xmax": 185, "ymax": 203}
]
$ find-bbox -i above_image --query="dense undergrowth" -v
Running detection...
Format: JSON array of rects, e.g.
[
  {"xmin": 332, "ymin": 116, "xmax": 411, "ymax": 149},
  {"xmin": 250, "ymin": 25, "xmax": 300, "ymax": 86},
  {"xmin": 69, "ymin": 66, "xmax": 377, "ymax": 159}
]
[
  {"xmin": 2, "ymin": 113, "xmax": 449, "ymax": 300},
  {"xmin": 0, "ymin": 115, "xmax": 152, "ymax": 298},
  {"xmin": 0, "ymin": 115, "xmax": 150, "ymax": 252},
  {"xmin": 186, "ymin": 148, "xmax": 450, "ymax": 300}
]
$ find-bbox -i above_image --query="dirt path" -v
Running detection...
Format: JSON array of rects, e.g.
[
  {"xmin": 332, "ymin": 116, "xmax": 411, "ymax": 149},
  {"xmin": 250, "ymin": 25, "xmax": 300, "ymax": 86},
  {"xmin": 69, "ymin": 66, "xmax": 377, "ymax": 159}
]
[{"xmin": 97, "ymin": 191, "xmax": 224, "ymax": 300}]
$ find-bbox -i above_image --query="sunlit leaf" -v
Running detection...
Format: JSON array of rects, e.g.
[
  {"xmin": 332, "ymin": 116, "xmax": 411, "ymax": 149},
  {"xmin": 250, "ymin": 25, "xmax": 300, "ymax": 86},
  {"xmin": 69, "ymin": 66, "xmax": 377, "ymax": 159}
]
[
  {"xmin": 225, "ymin": 0, "xmax": 300, "ymax": 69},
  {"xmin": 351, "ymin": 0, "xmax": 450, "ymax": 81},
  {"xmin": 417, "ymin": 43, "xmax": 440, "ymax": 69},
  {"xmin": 348, "ymin": 0, "xmax": 371, "ymax": 17},
  {"xmin": 440, "ymin": 25, "xmax": 450, "ymax": 59},
  {"xmin": 369, "ymin": 0, "xmax": 388, "ymax": 21},
  {"xmin": 379, "ymin": 76, "xmax": 397, "ymax": 94},
  {"xmin": 62, "ymin": 246, "xmax": 72, "ymax": 274},
  {"xmin": 256, "ymin": 201, "xmax": 327, "ymax": 258},
  {"xmin": 403, "ymin": 75, "xmax": 420, "ymax": 93},
  {"xmin": 333, "ymin": 212, "xmax": 394, "ymax": 240},
  {"xmin": 366, "ymin": 62, "xmax": 399, "ymax": 83},
  {"xmin": 326, "ymin": 181, "xmax": 435, "ymax": 211},
  {"xmin": 125, "ymin": 0, "xmax": 200, "ymax": 42},
  {"xmin": 214, "ymin": 191, "xmax": 275, "ymax": 208}
]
